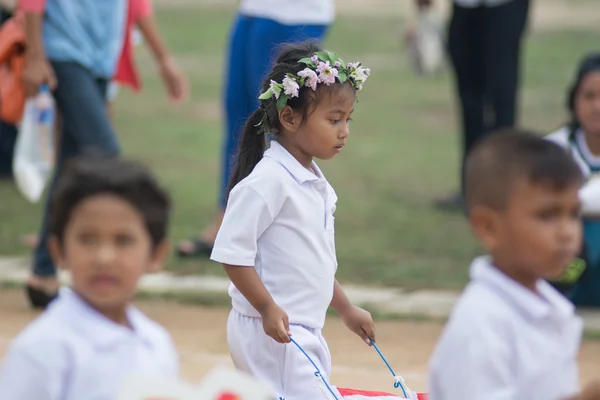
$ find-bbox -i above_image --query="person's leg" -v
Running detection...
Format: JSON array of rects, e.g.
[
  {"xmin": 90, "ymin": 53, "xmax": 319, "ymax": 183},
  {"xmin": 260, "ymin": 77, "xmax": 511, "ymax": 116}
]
[
  {"xmin": 436, "ymin": 4, "xmax": 484, "ymax": 210},
  {"xmin": 484, "ymin": 0, "xmax": 530, "ymax": 130},
  {"xmin": 0, "ymin": 121, "xmax": 17, "ymax": 179},
  {"xmin": 28, "ymin": 62, "xmax": 118, "ymax": 308},
  {"xmin": 227, "ymin": 311, "xmax": 337, "ymax": 399}
]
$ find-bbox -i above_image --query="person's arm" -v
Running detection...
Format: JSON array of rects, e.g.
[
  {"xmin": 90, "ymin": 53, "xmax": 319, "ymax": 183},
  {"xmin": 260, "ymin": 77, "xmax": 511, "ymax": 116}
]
[
  {"xmin": 135, "ymin": 10, "xmax": 188, "ymax": 102},
  {"xmin": 330, "ymin": 280, "xmax": 376, "ymax": 344},
  {"xmin": 566, "ymin": 381, "xmax": 600, "ymax": 400},
  {"xmin": 20, "ymin": 0, "xmax": 56, "ymax": 96}
]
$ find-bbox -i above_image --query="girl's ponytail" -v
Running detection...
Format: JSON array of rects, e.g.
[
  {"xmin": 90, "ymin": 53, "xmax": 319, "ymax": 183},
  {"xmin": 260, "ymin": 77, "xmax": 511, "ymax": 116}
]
[{"xmin": 225, "ymin": 108, "xmax": 267, "ymax": 201}]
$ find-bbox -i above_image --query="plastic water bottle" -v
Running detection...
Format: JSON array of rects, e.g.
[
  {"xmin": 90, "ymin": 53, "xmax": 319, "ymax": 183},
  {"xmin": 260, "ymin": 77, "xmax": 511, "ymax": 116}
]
[
  {"xmin": 13, "ymin": 84, "xmax": 56, "ymax": 203},
  {"xmin": 35, "ymin": 84, "xmax": 56, "ymax": 167}
]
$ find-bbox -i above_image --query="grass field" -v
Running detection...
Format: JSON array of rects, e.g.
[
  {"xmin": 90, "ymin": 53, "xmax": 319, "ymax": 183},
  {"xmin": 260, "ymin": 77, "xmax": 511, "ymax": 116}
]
[{"xmin": 1, "ymin": 3, "xmax": 598, "ymax": 289}]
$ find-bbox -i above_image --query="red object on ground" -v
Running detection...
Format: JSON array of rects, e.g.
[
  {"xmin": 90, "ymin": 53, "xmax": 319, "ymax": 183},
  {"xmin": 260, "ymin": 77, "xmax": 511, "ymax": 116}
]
[
  {"xmin": 215, "ymin": 392, "xmax": 241, "ymax": 400},
  {"xmin": 338, "ymin": 388, "xmax": 428, "ymax": 399}
]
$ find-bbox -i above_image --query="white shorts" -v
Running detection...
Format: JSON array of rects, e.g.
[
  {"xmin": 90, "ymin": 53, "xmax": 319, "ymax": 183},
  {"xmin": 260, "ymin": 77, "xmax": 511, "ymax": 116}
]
[{"xmin": 227, "ymin": 310, "xmax": 340, "ymax": 400}]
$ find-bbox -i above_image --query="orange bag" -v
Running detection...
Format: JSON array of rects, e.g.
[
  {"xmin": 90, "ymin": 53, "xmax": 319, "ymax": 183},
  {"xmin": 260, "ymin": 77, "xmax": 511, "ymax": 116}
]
[{"xmin": 0, "ymin": 10, "xmax": 26, "ymax": 125}]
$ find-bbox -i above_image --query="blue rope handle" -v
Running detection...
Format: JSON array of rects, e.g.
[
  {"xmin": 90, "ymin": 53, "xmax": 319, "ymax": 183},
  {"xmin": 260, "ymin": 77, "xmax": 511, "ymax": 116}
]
[
  {"xmin": 287, "ymin": 337, "xmax": 340, "ymax": 400},
  {"xmin": 370, "ymin": 339, "xmax": 409, "ymax": 398}
]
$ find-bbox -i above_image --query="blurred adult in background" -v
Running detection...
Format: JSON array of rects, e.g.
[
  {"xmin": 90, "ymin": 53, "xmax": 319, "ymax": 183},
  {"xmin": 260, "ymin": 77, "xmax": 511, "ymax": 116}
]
[
  {"xmin": 20, "ymin": 0, "xmax": 186, "ymax": 309},
  {"xmin": 0, "ymin": 0, "xmax": 16, "ymax": 179},
  {"xmin": 429, "ymin": 0, "xmax": 530, "ymax": 211},
  {"xmin": 177, "ymin": 0, "xmax": 334, "ymax": 258}
]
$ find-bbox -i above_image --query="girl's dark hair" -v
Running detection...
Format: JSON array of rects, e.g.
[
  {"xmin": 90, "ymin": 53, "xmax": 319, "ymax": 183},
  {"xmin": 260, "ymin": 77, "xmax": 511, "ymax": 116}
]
[
  {"xmin": 49, "ymin": 155, "xmax": 171, "ymax": 249},
  {"xmin": 566, "ymin": 52, "xmax": 600, "ymax": 134},
  {"xmin": 226, "ymin": 41, "xmax": 352, "ymax": 200}
]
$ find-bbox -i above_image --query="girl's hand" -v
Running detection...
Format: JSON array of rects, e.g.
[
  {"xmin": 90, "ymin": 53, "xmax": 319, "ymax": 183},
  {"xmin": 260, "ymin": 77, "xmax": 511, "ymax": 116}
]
[
  {"xmin": 260, "ymin": 303, "xmax": 292, "ymax": 344},
  {"xmin": 340, "ymin": 306, "xmax": 375, "ymax": 345},
  {"xmin": 158, "ymin": 56, "xmax": 188, "ymax": 103}
]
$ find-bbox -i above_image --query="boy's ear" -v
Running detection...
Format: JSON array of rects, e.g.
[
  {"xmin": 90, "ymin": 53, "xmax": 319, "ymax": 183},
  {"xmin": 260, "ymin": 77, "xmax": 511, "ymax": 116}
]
[
  {"xmin": 469, "ymin": 205, "xmax": 501, "ymax": 251},
  {"xmin": 278, "ymin": 105, "xmax": 300, "ymax": 133},
  {"xmin": 48, "ymin": 236, "xmax": 67, "ymax": 270},
  {"xmin": 148, "ymin": 240, "xmax": 169, "ymax": 274}
]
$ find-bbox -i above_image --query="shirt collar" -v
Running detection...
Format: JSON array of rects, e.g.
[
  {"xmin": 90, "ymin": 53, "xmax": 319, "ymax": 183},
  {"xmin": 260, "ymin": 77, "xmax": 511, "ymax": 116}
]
[
  {"xmin": 470, "ymin": 256, "xmax": 575, "ymax": 322},
  {"xmin": 264, "ymin": 140, "xmax": 324, "ymax": 184},
  {"xmin": 53, "ymin": 287, "xmax": 156, "ymax": 350}
]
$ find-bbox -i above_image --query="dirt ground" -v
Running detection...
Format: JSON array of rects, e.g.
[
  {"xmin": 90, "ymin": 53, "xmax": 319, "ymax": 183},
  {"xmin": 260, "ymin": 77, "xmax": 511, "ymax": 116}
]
[{"xmin": 1, "ymin": 289, "xmax": 599, "ymax": 394}]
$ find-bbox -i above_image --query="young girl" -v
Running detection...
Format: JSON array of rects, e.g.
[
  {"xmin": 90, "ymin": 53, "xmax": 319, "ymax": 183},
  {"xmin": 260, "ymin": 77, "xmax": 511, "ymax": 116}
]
[
  {"xmin": 0, "ymin": 157, "xmax": 178, "ymax": 399},
  {"xmin": 546, "ymin": 52, "xmax": 600, "ymax": 307},
  {"xmin": 210, "ymin": 42, "xmax": 375, "ymax": 399}
]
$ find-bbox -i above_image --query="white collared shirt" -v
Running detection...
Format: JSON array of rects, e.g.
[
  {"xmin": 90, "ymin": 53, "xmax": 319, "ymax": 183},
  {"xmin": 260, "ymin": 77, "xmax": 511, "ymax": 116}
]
[
  {"xmin": 429, "ymin": 256, "xmax": 583, "ymax": 400},
  {"xmin": 239, "ymin": 0, "xmax": 335, "ymax": 25},
  {"xmin": 211, "ymin": 141, "xmax": 338, "ymax": 329},
  {"xmin": 0, "ymin": 288, "xmax": 179, "ymax": 400},
  {"xmin": 546, "ymin": 127, "xmax": 600, "ymax": 179},
  {"xmin": 454, "ymin": 0, "xmax": 515, "ymax": 8}
]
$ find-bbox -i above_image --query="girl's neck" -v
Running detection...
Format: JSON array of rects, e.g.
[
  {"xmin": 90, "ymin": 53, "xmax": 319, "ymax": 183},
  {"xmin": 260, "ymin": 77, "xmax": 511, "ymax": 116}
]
[
  {"xmin": 584, "ymin": 131, "xmax": 600, "ymax": 156},
  {"xmin": 277, "ymin": 138, "xmax": 314, "ymax": 171}
]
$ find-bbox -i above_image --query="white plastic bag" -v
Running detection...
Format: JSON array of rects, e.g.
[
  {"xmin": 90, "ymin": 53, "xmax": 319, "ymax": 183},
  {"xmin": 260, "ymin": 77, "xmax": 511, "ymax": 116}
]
[{"xmin": 12, "ymin": 85, "xmax": 55, "ymax": 203}]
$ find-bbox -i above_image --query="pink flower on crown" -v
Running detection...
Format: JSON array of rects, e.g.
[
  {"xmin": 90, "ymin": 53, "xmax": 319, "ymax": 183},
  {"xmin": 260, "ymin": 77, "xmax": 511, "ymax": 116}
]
[
  {"xmin": 316, "ymin": 61, "xmax": 338, "ymax": 86},
  {"xmin": 282, "ymin": 76, "xmax": 300, "ymax": 98},
  {"xmin": 298, "ymin": 68, "xmax": 319, "ymax": 91},
  {"xmin": 311, "ymin": 55, "xmax": 319, "ymax": 63},
  {"xmin": 334, "ymin": 61, "xmax": 341, "ymax": 67}
]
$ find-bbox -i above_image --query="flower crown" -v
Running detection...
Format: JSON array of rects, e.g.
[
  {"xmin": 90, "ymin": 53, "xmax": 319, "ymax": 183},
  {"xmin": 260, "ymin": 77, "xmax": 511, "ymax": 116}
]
[{"xmin": 258, "ymin": 50, "xmax": 370, "ymax": 111}]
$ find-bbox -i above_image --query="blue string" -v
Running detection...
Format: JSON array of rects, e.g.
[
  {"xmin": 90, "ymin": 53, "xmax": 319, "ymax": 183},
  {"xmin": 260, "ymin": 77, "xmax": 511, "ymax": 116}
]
[
  {"xmin": 370, "ymin": 339, "xmax": 409, "ymax": 398},
  {"xmin": 287, "ymin": 337, "xmax": 340, "ymax": 400}
]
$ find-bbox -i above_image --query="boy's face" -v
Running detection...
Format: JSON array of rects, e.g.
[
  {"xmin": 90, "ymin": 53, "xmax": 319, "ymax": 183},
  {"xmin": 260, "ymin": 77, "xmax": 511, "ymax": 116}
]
[
  {"xmin": 476, "ymin": 179, "xmax": 582, "ymax": 286},
  {"xmin": 50, "ymin": 194, "xmax": 167, "ymax": 319}
]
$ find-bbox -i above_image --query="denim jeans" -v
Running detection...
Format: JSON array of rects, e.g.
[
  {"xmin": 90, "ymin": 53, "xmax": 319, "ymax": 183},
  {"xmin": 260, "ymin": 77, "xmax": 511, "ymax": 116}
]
[{"xmin": 33, "ymin": 62, "xmax": 120, "ymax": 277}]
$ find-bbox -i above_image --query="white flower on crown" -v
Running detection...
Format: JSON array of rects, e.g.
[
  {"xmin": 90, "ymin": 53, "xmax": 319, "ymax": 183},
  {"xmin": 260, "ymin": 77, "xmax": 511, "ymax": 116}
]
[
  {"xmin": 268, "ymin": 80, "xmax": 282, "ymax": 99},
  {"xmin": 298, "ymin": 68, "xmax": 319, "ymax": 91},
  {"xmin": 282, "ymin": 75, "xmax": 300, "ymax": 98},
  {"xmin": 348, "ymin": 62, "xmax": 370, "ymax": 84}
]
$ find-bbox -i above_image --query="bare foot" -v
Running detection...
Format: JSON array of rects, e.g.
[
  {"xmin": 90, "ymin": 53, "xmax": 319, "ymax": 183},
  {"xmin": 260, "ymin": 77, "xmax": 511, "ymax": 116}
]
[
  {"xmin": 26, "ymin": 274, "xmax": 60, "ymax": 294},
  {"xmin": 177, "ymin": 210, "xmax": 224, "ymax": 255}
]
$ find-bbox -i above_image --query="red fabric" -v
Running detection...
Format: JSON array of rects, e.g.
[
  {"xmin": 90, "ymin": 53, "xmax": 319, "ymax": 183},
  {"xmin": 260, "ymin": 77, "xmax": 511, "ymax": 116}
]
[
  {"xmin": 338, "ymin": 388, "xmax": 428, "ymax": 399},
  {"xmin": 18, "ymin": 0, "xmax": 46, "ymax": 13},
  {"xmin": 338, "ymin": 388, "xmax": 398, "ymax": 396},
  {"xmin": 114, "ymin": 0, "xmax": 153, "ymax": 91}
]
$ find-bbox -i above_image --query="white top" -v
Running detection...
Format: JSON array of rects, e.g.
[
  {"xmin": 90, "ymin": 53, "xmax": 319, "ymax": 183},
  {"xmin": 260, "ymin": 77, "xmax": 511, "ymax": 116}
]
[
  {"xmin": 239, "ymin": 0, "xmax": 335, "ymax": 25},
  {"xmin": 211, "ymin": 141, "xmax": 338, "ymax": 329},
  {"xmin": 454, "ymin": 0, "xmax": 515, "ymax": 8},
  {"xmin": 546, "ymin": 126, "xmax": 600, "ymax": 178},
  {"xmin": 0, "ymin": 288, "xmax": 179, "ymax": 400},
  {"xmin": 429, "ymin": 256, "xmax": 583, "ymax": 400}
]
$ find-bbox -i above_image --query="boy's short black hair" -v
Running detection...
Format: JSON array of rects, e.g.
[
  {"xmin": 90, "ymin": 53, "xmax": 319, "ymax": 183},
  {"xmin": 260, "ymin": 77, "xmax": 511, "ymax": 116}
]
[
  {"xmin": 49, "ymin": 156, "xmax": 171, "ymax": 248},
  {"xmin": 464, "ymin": 128, "xmax": 583, "ymax": 212}
]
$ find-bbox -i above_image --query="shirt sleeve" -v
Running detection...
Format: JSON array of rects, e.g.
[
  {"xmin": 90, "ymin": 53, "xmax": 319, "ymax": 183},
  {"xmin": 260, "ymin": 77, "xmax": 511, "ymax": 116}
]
[
  {"xmin": 0, "ymin": 343, "xmax": 63, "ymax": 400},
  {"xmin": 18, "ymin": 0, "xmax": 46, "ymax": 12},
  {"xmin": 210, "ymin": 184, "xmax": 276, "ymax": 267},
  {"xmin": 130, "ymin": 0, "xmax": 153, "ymax": 21},
  {"xmin": 429, "ymin": 319, "xmax": 517, "ymax": 400}
]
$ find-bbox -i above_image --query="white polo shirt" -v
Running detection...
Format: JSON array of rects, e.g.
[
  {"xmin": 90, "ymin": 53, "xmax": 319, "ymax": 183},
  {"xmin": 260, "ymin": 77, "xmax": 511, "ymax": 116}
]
[
  {"xmin": 0, "ymin": 287, "xmax": 179, "ymax": 400},
  {"xmin": 547, "ymin": 127, "xmax": 598, "ymax": 178},
  {"xmin": 211, "ymin": 141, "xmax": 338, "ymax": 329},
  {"xmin": 429, "ymin": 256, "xmax": 583, "ymax": 400},
  {"xmin": 239, "ymin": 0, "xmax": 335, "ymax": 26}
]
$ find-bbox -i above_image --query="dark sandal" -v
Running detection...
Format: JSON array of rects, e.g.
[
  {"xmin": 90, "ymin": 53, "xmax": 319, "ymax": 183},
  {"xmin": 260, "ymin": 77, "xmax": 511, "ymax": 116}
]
[
  {"xmin": 176, "ymin": 238, "xmax": 213, "ymax": 258},
  {"xmin": 25, "ymin": 284, "xmax": 58, "ymax": 309}
]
